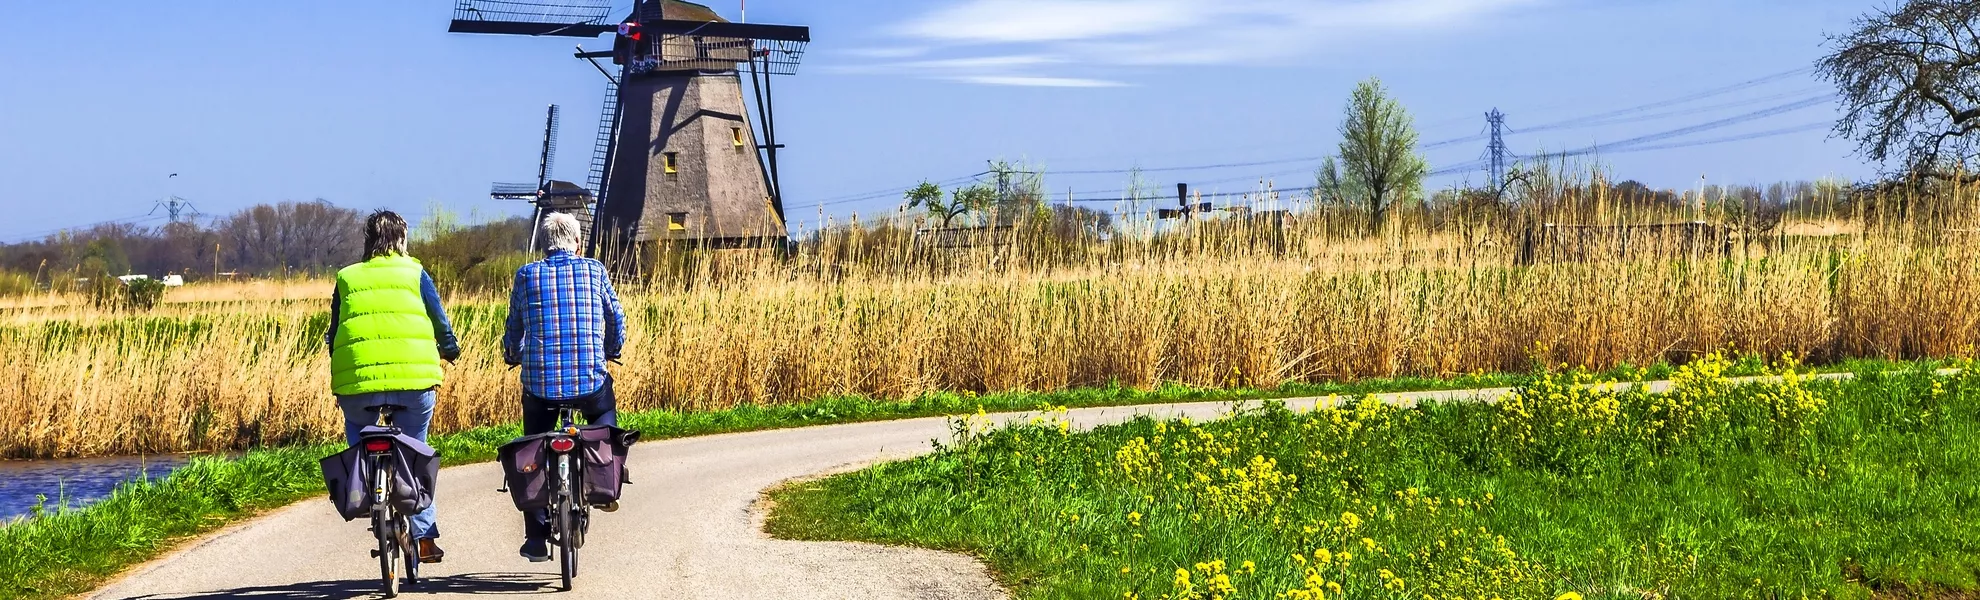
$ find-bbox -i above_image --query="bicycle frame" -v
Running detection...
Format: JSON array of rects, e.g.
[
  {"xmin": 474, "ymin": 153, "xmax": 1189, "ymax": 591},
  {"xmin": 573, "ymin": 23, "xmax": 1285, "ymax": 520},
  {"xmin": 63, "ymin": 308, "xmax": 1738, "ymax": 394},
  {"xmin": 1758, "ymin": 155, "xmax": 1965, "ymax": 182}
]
[
  {"xmin": 546, "ymin": 404, "xmax": 588, "ymax": 590},
  {"xmin": 363, "ymin": 405, "xmax": 418, "ymax": 597}
]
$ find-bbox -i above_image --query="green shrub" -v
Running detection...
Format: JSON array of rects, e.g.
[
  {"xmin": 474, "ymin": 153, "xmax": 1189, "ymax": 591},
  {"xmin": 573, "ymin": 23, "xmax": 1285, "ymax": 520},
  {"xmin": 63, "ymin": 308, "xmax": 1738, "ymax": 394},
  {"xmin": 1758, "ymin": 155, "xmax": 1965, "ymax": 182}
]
[
  {"xmin": 85, "ymin": 276, "xmax": 167, "ymax": 311},
  {"xmin": 0, "ymin": 270, "xmax": 33, "ymax": 297},
  {"xmin": 456, "ymin": 251, "xmax": 536, "ymax": 294}
]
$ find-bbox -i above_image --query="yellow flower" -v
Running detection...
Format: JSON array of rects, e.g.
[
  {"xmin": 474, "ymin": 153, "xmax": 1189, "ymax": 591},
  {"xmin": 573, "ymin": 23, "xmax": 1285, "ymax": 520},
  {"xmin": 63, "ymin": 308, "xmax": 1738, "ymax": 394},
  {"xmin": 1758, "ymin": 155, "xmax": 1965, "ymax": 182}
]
[{"xmin": 1555, "ymin": 593, "xmax": 1583, "ymax": 600}]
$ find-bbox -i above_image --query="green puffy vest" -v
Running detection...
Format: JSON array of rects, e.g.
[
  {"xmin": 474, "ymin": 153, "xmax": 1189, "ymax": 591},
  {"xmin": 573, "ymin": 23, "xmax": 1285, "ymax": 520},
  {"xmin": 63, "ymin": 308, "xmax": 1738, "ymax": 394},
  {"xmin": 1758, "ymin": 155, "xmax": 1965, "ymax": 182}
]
[{"xmin": 330, "ymin": 254, "xmax": 444, "ymax": 396}]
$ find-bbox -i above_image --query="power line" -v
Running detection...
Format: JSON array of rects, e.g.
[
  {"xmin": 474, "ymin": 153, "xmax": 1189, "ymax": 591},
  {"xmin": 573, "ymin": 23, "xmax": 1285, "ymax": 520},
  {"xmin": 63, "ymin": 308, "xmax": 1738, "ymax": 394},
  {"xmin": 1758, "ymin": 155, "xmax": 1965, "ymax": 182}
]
[
  {"xmin": 1556, "ymin": 121, "xmax": 1832, "ymax": 155},
  {"xmin": 1518, "ymin": 88, "xmax": 1831, "ymax": 134},
  {"xmin": 1515, "ymin": 66, "xmax": 1816, "ymax": 133},
  {"xmin": 800, "ymin": 172, "xmax": 987, "ymax": 208},
  {"xmin": 1049, "ymin": 156, "xmax": 1327, "ymax": 176},
  {"xmin": 1517, "ymin": 95, "xmax": 1836, "ymax": 161}
]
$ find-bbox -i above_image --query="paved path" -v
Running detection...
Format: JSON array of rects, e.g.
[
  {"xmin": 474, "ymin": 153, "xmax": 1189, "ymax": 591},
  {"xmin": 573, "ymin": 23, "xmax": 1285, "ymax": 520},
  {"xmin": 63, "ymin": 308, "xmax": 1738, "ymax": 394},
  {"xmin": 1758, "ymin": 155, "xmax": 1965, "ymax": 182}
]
[{"xmin": 90, "ymin": 373, "xmax": 1864, "ymax": 599}]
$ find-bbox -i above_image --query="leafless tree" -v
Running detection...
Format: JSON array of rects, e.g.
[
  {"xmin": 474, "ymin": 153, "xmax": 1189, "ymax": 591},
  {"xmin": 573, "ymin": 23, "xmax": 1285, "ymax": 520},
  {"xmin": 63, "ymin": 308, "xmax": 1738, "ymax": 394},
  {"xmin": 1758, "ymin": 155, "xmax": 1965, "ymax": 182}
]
[
  {"xmin": 218, "ymin": 200, "xmax": 363, "ymax": 275},
  {"xmin": 1819, "ymin": 0, "xmax": 1980, "ymax": 180}
]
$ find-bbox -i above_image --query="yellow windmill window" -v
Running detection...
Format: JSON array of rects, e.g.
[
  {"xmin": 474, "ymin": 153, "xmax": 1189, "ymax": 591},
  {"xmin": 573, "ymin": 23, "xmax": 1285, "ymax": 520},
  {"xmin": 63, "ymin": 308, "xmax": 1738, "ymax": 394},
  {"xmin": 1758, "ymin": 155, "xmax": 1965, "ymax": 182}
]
[
  {"xmin": 732, "ymin": 127, "xmax": 746, "ymax": 148},
  {"xmin": 667, "ymin": 212, "xmax": 687, "ymax": 231},
  {"xmin": 664, "ymin": 152, "xmax": 679, "ymax": 174}
]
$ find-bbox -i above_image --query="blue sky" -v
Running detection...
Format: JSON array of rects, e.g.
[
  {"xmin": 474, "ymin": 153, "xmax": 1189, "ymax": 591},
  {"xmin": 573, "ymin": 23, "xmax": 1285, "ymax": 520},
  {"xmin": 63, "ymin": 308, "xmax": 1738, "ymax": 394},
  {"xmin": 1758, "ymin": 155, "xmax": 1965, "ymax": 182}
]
[{"xmin": 0, "ymin": 0, "xmax": 1878, "ymax": 242}]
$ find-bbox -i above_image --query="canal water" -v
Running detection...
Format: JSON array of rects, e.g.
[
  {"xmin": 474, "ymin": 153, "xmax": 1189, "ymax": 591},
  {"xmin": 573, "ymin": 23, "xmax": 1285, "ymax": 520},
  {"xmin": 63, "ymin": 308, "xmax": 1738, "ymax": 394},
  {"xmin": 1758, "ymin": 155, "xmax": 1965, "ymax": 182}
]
[{"xmin": 0, "ymin": 455, "xmax": 194, "ymax": 521}]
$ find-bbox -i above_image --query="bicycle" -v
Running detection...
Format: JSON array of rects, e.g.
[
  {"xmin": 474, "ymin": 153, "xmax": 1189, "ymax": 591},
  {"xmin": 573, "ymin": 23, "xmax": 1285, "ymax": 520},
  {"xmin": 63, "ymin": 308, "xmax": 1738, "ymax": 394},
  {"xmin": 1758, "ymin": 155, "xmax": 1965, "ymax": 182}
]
[
  {"xmin": 359, "ymin": 404, "xmax": 420, "ymax": 598},
  {"xmin": 546, "ymin": 403, "xmax": 592, "ymax": 591},
  {"xmin": 499, "ymin": 402, "xmax": 592, "ymax": 591}
]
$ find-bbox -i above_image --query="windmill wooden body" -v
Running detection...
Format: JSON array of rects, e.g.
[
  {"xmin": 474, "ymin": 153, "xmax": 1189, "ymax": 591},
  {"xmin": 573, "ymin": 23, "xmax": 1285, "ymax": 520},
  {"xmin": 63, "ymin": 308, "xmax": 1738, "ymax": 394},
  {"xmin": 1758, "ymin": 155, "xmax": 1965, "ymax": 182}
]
[{"xmin": 449, "ymin": 0, "xmax": 809, "ymax": 262}]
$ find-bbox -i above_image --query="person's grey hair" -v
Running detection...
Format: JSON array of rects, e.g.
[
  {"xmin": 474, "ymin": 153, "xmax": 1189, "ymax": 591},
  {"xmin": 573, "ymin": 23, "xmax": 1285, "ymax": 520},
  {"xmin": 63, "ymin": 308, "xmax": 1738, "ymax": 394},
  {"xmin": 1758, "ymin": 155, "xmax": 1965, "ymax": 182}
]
[{"xmin": 543, "ymin": 212, "xmax": 582, "ymax": 253}]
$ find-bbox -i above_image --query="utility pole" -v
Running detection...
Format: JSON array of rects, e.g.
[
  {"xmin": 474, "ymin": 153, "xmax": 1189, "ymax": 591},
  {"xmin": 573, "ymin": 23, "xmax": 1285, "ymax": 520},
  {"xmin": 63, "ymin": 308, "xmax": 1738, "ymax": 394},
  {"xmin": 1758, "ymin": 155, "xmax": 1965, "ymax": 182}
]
[
  {"xmin": 152, "ymin": 196, "xmax": 199, "ymax": 223},
  {"xmin": 1486, "ymin": 108, "xmax": 1508, "ymax": 199},
  {"xmin": 985, "ymin": 159, "xmax": 1042, "ymax": 218}
]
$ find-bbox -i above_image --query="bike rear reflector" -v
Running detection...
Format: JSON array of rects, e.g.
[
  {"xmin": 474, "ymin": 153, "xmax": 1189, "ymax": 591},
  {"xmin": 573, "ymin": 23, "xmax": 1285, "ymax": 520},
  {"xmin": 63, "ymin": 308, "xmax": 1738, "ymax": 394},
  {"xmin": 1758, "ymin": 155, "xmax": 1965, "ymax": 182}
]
[
  {"xmin": 549, "ymin": 438, "xmax": 576, "ymax": 453},
  {"xmin": 363, "ymin": 439, "xmax": 393, "ymax": 452}
]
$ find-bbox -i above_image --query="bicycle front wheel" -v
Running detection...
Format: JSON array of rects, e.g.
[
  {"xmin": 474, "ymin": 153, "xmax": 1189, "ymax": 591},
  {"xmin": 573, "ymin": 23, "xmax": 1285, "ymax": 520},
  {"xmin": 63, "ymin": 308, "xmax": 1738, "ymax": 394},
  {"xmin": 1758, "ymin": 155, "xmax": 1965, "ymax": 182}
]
[
  {"xmin": 400, "ymin": 514, "xmax": 420, "ymax": 586},
  {"xmin": 373, "ymin": 473, "xmax": 399, "ymax": 598},
  {"xmin": 557, "ymin": 494, "xmax": 577, "ymax": 589},
  {"xmin": 374, "ymin": 511, "xmax": 399, "ymax": 597}
]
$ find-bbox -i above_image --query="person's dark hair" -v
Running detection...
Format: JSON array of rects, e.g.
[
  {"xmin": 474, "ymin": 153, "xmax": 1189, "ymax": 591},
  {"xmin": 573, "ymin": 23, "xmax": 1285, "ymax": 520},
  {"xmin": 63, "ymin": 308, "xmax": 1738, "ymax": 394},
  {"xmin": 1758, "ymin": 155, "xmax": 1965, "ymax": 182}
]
[{"xmin": 365, "ymin": 210, "xmax": 409, "ymax": 258}]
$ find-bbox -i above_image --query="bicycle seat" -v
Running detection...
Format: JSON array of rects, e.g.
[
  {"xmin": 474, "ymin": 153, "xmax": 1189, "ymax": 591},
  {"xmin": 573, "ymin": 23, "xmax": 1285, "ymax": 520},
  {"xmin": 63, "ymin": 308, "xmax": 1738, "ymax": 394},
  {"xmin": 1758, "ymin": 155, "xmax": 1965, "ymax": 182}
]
[{"xmin": 362, "ymin": 404, "xmax": 411, "ymax": 413}]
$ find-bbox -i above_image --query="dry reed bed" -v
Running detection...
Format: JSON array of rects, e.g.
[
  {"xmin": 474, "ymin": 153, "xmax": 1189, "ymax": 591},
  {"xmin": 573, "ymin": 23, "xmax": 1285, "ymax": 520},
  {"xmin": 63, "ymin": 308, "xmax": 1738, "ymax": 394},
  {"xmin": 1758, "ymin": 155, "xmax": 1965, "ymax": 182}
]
[{"xmin": 2, "ymin": 230, "xmax": 1976, "ymax": 458}]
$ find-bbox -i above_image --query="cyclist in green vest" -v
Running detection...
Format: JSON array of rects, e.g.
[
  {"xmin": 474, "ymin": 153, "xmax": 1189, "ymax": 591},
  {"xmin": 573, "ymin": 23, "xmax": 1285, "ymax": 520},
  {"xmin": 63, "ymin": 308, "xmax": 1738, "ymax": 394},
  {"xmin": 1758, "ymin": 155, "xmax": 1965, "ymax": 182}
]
[{"xmin": 324, "ymin": 210, "xmax": 462, "ymax": 564}]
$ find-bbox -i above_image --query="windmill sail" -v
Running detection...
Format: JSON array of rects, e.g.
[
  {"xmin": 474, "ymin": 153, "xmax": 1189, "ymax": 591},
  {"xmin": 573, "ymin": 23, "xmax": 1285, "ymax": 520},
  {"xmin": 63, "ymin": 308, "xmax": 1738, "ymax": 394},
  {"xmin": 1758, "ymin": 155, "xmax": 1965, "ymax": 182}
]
[{"xmin": 450, "ymin": 0, "xmax": 617, "ymax": 37}]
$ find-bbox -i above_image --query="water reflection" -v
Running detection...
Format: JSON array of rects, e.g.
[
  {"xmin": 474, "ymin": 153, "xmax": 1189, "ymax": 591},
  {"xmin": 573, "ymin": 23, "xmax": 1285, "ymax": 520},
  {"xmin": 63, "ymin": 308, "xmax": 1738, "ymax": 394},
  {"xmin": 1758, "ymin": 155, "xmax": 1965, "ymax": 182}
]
[{"xmin": 0, "ymin": 455, "xmax": 193, "ymax": 521}]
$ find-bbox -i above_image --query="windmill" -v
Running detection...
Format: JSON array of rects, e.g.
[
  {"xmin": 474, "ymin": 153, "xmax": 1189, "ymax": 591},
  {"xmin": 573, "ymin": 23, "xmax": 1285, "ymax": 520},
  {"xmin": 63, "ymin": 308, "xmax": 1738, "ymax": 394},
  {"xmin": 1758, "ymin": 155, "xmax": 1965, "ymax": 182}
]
[
  {"xmin": 448, "ymin": 0, "xmax": 810, "ymax": 264},
  {"xmin": 1156, "ymin": 184, "xmax": 1214, "ymax": 220},
  {"xmin": 491, "ymin": 104, "xmax": 596, "ymax": 251}
]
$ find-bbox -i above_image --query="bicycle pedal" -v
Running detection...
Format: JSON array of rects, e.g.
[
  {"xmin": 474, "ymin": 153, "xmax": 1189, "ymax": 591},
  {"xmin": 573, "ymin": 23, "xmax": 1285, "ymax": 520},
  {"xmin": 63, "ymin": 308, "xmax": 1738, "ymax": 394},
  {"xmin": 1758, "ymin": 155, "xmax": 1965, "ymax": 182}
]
[{"xmin": 370, "ymin": 549, "xmax": 382, "ymax": 558}]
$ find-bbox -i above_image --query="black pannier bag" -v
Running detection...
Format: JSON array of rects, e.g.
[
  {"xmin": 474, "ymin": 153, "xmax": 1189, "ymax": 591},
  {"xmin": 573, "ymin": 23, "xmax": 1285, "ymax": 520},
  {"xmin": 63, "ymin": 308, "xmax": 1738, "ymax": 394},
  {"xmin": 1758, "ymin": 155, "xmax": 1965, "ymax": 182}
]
[
  {"xmin": 498, "ymin": 433, "xmax": 557, "ymax": 512},
  {"xmin": 320, "ymin": 446, "xmax": 369, "ymax": 520},
  {"xmin": 497, "ymin": 426, "xmax": 640, "ymax": 511},
  {"xmin": 576, "ymin": 425, "xmax": 639, "ymax": 505},
  {"xmin": 319, "ymin": 427, "xmax": 441, "ymax": 521}
]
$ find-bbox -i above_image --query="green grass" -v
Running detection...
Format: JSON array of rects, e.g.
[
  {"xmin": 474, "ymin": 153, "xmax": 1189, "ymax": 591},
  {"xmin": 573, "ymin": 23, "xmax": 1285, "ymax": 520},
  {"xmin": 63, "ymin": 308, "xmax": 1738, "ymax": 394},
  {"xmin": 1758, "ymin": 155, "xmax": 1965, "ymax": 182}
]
[
  {"xmin": 0, "ymin": 369, "xmax": 1551, "ymax": 600},
  {"xmin": 768, "ymin": 358, "xmax": 1980, "ymax": 600},
  {"xmin": 0, "ymin": 352, "xmax": 1945, "ymax": 600}
]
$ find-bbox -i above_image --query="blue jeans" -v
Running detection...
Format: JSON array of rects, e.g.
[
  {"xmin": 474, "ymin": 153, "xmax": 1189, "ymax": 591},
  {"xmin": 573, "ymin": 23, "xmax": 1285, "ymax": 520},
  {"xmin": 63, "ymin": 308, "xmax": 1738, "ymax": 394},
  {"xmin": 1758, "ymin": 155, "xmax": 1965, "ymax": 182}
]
[{"xmin": 338, "ymin": 389, "xmax": 440, "ymax": 541}]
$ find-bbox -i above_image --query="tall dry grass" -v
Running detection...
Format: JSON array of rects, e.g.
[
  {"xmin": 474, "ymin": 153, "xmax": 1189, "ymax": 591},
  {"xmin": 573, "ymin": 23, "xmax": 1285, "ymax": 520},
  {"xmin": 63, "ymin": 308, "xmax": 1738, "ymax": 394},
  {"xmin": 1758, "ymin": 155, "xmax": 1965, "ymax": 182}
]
[{"xmin": 4, "ymin": 183, "xmax": 1978, "ymax": 458}]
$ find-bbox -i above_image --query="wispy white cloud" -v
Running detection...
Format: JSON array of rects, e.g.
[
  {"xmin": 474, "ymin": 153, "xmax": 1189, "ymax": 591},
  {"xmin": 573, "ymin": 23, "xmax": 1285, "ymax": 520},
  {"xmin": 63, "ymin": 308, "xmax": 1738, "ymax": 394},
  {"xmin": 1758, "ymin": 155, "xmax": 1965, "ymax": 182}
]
[
  {"xmin": 894, "ymin": 54, "xmax": 1068, "ymax": 70},
  {"xmin": 950, "ymin": 75, "xmax": 1130, "ymax": 87},
  {"xmin": 825, "ymin": 54, "xmax": 1069, "ymax": 77},
  {"xmin": 850, "ymin": 0, "xmax": 1549, "ymax": 86},
  {"xmin": 899, "ymin": 0, "xmax": 1206, "ymax": 43},
  {"xmin": 841, "ymin": 46, "xmax": 933, "ymax": 59}
]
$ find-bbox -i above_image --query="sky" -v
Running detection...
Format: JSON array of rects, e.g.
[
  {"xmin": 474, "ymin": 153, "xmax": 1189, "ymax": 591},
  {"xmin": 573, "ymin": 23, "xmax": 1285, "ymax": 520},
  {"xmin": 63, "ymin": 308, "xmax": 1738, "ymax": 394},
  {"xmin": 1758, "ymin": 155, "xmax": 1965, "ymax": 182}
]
[{"xmin": 0, "ymin": 0, "xmax": 1884, "ymax": 242}]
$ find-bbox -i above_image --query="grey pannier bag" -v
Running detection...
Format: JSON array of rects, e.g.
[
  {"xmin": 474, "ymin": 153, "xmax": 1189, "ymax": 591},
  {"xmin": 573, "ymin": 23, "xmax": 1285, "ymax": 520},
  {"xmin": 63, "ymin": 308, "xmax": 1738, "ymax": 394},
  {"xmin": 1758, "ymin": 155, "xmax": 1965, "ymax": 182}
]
[
  {"xmin": 576, "ymin": 425, "xmax": 639, "ymax": 506},
  {"xmin": 320, "ymin": 427, "xmax": 441, "ymax": 521},
  {"xmin": 498, "ymin": 433, "xmax": 557, "ymax": 511}
]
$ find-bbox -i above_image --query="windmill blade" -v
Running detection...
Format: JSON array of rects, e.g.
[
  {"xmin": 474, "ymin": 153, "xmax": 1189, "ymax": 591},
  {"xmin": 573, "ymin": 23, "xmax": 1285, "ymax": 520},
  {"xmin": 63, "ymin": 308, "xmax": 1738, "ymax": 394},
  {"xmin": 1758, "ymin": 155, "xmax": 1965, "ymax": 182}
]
[
  {"xmin": 491, "ymin": 182, "xmax": 541, "ymax": 199},
  {"xmin": 539, "ymin": 105, "xmax": 561, "ymax": 187},
  {"xmin": 450, "ymin": 0, "xmax": 617, "ymax": 37}
]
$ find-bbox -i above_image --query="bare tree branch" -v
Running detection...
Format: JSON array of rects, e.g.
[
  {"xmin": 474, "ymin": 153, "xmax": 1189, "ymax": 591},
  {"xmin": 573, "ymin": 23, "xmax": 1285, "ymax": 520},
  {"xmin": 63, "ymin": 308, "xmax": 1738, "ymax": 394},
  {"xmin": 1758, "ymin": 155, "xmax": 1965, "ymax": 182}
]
[{"xmin": 1821, "ymin": 0, "xmax": 1980, "ymax": 178}]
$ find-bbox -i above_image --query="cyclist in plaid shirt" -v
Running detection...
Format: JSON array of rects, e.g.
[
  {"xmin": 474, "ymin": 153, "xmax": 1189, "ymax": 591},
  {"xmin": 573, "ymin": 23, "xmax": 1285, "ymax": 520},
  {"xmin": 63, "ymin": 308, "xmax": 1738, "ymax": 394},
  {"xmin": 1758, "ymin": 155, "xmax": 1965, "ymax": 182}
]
[{"xmin": 502, "ymin": 212, "xmax": 627, "ymax": 562}]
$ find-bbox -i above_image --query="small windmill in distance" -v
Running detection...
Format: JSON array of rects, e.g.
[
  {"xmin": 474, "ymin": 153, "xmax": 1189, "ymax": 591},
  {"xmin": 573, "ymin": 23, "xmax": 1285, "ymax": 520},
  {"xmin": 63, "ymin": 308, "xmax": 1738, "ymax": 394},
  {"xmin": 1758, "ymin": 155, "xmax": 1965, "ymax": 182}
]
[
  {"xmin": 1156, "ymin": 183, "xmax": 1213, "ymax": 221},
  {"xmin": 490, "ymin": 105, "xmax": 595, "ymax": 251}
]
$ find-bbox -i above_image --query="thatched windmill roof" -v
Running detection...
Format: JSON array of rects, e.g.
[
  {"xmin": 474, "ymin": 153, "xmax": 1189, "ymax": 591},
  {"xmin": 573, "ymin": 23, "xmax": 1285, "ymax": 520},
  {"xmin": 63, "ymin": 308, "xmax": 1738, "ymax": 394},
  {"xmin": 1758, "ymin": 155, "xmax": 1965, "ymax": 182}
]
[{"xmin": 658, "ymin": 0, "xmax": 726, "ymax": 23}]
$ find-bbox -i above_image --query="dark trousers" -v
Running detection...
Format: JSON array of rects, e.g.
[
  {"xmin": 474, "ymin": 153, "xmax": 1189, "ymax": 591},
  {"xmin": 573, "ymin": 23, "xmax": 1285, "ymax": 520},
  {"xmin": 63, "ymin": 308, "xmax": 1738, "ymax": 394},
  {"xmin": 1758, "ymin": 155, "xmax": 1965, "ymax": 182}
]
[{"xmin": 522, "ymin": 376, "xmax": 619, "ymax": 541}]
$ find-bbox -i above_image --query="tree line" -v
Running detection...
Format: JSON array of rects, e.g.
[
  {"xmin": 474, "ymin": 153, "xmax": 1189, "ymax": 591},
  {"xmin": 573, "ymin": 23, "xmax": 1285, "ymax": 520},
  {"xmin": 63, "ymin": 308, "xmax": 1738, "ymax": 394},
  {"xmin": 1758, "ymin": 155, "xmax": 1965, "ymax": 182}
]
[{"xmin": 0, "ymin": 200, "xmax": 532, "ymax": 290}]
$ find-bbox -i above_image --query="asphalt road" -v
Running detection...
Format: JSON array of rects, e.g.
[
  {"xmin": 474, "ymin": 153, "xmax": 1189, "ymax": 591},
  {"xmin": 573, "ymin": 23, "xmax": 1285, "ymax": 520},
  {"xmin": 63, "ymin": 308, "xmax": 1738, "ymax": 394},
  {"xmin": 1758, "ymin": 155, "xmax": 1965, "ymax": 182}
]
[{"xmin": 91, "ymin": 376, "xmax": 1824, "ymax": 599}]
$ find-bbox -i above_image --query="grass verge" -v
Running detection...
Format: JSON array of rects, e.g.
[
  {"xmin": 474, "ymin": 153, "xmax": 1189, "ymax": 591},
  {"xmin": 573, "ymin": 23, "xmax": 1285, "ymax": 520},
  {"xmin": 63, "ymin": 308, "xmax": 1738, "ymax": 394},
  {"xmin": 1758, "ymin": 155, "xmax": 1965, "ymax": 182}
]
[{"xmin": 767, "ymin": 356, "xmax": 1980, "ymax": 599}]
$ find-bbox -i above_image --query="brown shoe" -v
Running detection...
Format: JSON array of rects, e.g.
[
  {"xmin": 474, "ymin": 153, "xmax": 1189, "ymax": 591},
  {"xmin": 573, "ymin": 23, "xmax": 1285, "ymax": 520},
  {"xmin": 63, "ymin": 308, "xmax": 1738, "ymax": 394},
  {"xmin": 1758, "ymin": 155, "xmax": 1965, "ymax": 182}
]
[{"xmin": 418, "ymin": 538, "xmax": 445, "ymax": 564}]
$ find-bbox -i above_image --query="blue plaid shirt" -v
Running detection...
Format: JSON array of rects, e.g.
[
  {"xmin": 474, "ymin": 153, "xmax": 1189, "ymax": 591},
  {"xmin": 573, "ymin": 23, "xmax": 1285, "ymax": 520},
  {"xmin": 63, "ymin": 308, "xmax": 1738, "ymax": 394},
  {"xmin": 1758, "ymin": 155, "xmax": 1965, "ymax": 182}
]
[{"xmin": 503, "ymin": 250, "xmax": 626, "ymax": 400}]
